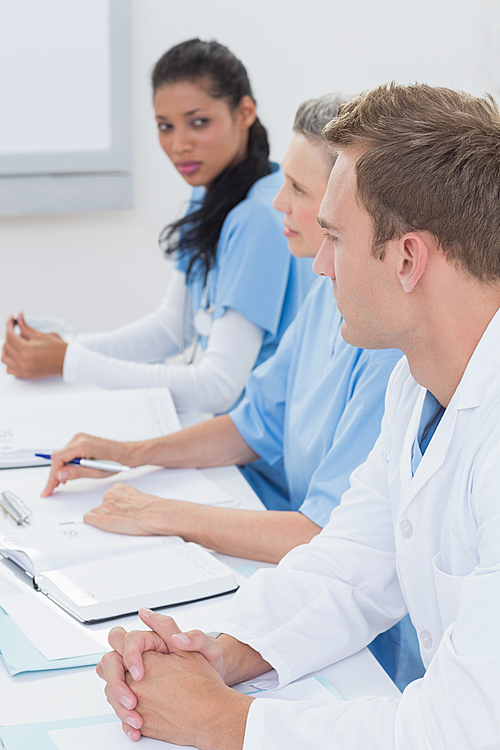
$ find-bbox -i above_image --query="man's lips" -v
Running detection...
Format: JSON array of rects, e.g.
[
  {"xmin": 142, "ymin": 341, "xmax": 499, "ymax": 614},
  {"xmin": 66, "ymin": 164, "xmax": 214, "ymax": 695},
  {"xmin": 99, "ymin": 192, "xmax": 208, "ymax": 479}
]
[{"xmin": 176, "ymin": 161, "xmax": 202, "ymax": 175}]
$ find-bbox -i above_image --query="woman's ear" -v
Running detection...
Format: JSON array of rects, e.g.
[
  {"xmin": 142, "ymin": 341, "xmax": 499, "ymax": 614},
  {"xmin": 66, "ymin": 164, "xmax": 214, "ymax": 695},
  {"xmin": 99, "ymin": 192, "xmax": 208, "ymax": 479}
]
[
  {"xmin": 397, "ymin": 232, "xmax": 429, "ymax": 293},
  {"xmin": 237, "ymin": 95, "xmax": 257, "ymax": 129}
]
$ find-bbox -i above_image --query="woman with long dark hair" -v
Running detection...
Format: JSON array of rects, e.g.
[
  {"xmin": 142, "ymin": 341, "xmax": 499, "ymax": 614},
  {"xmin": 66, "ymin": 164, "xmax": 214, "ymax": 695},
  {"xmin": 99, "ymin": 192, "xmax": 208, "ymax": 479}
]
[{"xmin": 2, "ymin": 39, "xmax": 314, "ymax": 412}]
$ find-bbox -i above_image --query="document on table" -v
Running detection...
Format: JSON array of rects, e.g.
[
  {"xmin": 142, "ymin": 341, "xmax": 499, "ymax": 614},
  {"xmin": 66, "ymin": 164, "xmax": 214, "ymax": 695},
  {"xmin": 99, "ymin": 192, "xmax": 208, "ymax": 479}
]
[
  {"xmin": 0, "ymin": 464, "xmax": 237, "ymax": 529},
  {"xmin": 0, "ymin": 677, "xmax": 341, "ymax": 750},
  {"xmin": 49, "ymin": 678, "xmax": 342, "ymax": 748},
  {"xmin": 0, "ymin": 593, "xmax": 109, "ymax": 660},
  {"xmin": 0, "ymin": 387, "xmax": 180, "ymax": 468}
]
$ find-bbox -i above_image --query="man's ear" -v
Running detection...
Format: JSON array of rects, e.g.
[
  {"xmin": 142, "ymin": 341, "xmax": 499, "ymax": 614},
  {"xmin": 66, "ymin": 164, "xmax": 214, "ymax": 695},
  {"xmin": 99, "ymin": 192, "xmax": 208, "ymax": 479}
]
[{"xmin": 397, "ymin": 233, "xmax": 428, "ymax": 293}]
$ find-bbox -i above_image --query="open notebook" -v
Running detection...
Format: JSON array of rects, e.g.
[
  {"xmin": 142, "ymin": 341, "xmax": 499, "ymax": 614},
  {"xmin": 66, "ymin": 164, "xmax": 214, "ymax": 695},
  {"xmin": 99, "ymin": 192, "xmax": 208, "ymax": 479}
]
[
  {"xmin": 0, "ymin": 523, "xmax": 237, "ymax": 623},
  {"xmin": 0, "ymin": 387, "xmax": 180, "ymax": 468}
]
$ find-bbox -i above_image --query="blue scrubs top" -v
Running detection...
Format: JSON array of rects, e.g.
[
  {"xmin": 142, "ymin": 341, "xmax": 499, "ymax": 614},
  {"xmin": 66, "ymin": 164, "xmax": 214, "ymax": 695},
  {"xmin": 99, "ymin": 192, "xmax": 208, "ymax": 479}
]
[
  {"xmin": 176, "ymin": 164, "xmax": 315, "ymax": 368},
  {"xmin": 230, "ymin": 277, "xmax": 424, "ymax": 690},
  {"xmin": 231, "ymin": 277, "xmax": 402, "ymax": 523}
]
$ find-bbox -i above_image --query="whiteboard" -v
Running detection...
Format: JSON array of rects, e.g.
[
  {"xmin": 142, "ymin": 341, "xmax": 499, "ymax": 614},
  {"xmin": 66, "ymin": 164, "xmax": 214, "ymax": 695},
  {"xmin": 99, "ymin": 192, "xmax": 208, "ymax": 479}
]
[
  {"xmin": 0, "ymin": 0, "xmax": 131, "ymax": 213},
  {"xmin": 0, "ymin": 0, "xmax": 111, "ymax": 157}
]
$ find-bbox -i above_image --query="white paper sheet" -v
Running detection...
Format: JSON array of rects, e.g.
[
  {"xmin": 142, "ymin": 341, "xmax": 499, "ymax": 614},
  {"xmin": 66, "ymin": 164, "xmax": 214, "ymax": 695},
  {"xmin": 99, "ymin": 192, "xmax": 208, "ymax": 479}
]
[
  {"xmin": 50, "ymin": 722, "xmax": 172, "ymax": 749},
  {"xmin": 0, "ymin": 593, "xmax": 108, "ymax": 660},
  {"xmin": 0, "ymin": 388, "xmax": 180, "ymax": 468},
  {"xmin": 48, "ymin": 678, "xmax": 335, "ymax": 749},
  {"xmin": 0, "ymin": 465, "xmax": 236, "ymax": 530}
]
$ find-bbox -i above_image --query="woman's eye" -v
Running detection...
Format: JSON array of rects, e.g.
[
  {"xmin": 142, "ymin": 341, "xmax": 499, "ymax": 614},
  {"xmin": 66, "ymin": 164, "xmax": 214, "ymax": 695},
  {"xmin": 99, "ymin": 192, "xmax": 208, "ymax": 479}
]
[
  {"xmin": 292, "ymin": 182, "xmax": 303, "ymax": 195},
  {"xmin": 157, "ymin": 122, "xmax": 172, "ymax": 132},
  {"xmin": 191, "ymin": 118, "xmax": 210, "ymax": 128}
]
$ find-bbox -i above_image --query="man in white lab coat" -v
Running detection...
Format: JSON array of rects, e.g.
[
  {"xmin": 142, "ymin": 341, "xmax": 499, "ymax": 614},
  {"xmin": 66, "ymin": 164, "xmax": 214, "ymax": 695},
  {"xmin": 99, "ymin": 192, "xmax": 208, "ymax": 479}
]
[{"xmin": 98, "ymin": 83, "xmax": 500, "ymax": 749}]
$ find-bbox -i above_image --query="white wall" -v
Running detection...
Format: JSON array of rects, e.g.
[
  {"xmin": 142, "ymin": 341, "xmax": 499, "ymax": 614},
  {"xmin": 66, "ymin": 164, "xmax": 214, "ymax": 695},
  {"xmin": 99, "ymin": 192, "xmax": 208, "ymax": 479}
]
[{"xmin": 1, "ymin": 0, "xmax": 498, "ymax": 333}]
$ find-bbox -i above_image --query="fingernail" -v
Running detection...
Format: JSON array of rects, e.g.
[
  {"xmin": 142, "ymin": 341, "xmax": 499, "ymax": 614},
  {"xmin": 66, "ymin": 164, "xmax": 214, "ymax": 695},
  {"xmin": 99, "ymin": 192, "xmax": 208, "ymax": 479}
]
[
  {"xmin": 139, "ymin": 607, "xmax": 153, "ymax": 619},
  {"xmin": 173, "ymin": 633, "xmax": 190, "ymax": 646},
  {"xmin": 126, "ymin": 717, "xmax": 141, "ymax": 729},
  {"xmin": 130, "ymin": 666, "xmax": 141, "ymax": 681},
  {"xmin": 58, "ymin": 470, "xmax": 69, "ymax": 482},
  {"xmin": 119, "ymin": 695, "xmax": 134, "ymax": 709},
  {"xmin": 127, "ymin": 731, "xmax": 133, "ymax": 741}
]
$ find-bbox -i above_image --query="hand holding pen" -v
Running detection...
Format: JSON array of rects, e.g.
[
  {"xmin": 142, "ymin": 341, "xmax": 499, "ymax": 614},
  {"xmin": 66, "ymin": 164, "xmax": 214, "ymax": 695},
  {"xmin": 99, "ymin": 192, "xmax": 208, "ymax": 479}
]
[{"xmin": 41, "ymin": 433, "xmax": 134, "ymax": 497}]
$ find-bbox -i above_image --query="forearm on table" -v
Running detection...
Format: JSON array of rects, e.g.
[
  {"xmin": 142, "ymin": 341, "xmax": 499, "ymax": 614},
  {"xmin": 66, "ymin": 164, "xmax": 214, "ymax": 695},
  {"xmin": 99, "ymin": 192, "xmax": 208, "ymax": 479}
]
[
  {"xmin": 122, "ymin": 415, "xmax": 259, "ymax": 470},
  {"xmin": 142, "ymin": 502, "xmax": 321, "ymax": 564}
]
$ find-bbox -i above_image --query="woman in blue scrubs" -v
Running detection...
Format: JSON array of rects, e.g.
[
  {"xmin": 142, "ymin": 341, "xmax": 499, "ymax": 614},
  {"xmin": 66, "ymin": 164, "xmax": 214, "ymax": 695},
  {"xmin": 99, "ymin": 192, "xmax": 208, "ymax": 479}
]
[
  {"xmin": 2, "ymin": 39, "xmax": 313, "ymax": 414},
  {"xmin": 44, "ymin": 93, "xmax": 424, "ymax": 689}
]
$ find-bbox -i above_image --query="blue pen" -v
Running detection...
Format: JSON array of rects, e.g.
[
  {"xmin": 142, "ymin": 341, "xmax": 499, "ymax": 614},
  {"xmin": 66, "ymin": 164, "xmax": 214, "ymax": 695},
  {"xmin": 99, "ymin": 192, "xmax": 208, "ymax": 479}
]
[{"xmin": 35, "ymin": 454, "xmax": 131, "ymax": 472}]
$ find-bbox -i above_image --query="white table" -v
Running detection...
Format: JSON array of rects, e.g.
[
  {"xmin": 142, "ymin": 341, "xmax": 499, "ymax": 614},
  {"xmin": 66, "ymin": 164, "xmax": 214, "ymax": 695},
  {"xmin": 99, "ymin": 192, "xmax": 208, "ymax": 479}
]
[{"xmin": 0, "ymin": 367, "xmax": 400, "ymax": 732}]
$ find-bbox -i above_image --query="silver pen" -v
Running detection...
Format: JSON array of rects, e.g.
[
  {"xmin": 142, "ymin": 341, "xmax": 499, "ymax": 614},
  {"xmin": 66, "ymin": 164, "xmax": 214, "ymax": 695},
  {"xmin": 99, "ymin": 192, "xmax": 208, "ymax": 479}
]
[{"xmin": 0, "ymin": 491, "xmax": 32, "ymax": 525}]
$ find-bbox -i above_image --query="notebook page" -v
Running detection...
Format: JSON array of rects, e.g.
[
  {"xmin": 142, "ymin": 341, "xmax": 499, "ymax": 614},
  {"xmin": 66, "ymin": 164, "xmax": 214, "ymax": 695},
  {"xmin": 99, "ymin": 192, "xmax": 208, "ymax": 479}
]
[
  {"xmin": 0, "ymin": 388, "xmax": 180, "ymax": 467},
  {"xmin": 0, "ymin": 522, "xmax": 183, "ymax": 576},
  {"xmin": 43, "ymin": 544, "xmax": 232, "ymax": 602}
]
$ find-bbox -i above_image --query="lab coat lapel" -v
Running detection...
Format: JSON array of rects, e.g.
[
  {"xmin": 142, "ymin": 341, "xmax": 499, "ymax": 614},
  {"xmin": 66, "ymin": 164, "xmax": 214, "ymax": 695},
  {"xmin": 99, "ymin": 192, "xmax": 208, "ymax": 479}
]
[
  {"xmin": 399, "ymin": 388, "xmax": 424, "ymax": 496},
  {"xmin": 399, "ymin": 306, "xmax": 500, "ymax": 512},
  {"xmin": 400, "ymin": 402, "xmax": 457, "ymax": 513}
]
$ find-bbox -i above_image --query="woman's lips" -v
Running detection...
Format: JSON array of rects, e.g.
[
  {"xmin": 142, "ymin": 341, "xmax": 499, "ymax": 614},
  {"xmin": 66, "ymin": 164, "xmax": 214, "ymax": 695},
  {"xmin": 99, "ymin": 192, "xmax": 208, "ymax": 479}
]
[
  {"xmin": 176, "ymin": 161, "xmax": 202, "ymax": 175},
  {"xmin": 283, "ymin": 224, "xmax": 299, "ymax": 238}
]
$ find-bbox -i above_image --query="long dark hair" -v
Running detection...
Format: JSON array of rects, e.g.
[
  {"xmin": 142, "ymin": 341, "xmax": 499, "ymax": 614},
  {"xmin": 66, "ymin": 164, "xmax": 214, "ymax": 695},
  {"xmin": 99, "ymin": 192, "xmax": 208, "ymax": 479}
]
[{"xmin": 153, "ymin": 39, "xmax": 272, "ymax": 280}]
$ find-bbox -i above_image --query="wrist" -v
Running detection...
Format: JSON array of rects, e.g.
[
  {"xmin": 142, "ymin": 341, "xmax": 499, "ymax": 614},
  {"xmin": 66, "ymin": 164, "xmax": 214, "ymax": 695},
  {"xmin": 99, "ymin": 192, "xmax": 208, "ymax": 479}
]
[
  {"xmin": 219, "ymin": 635, "xmax": 271, "ymax": 687},
  {"xmin": 197, "ymin": 688, "xmax": 253, "ymax": 750},
  {"xmin": 139, "ymin": 496, "xmax": 183, "ymax": 536},
  {"xmin": 120, "ymin": 441, "xmax": 144, "ymax": 468}
]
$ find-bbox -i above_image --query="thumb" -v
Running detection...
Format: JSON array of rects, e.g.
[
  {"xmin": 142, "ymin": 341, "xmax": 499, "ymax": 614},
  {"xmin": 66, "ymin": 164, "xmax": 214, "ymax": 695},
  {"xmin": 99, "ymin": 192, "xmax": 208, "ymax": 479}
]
[
  {"xmin": 171, "ymin": 629, "xmax": 226, "ymax": 678},
  {"xmin": 17, "ymin": 312, "xmax": 38, "ymax": 340}
]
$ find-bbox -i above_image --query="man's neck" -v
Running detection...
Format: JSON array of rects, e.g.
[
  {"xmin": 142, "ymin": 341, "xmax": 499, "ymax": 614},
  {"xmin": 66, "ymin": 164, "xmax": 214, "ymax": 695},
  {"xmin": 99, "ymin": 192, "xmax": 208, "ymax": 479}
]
[{"xmin": 404, "ymin": 289, "xmax": 500, "ymax": 408}]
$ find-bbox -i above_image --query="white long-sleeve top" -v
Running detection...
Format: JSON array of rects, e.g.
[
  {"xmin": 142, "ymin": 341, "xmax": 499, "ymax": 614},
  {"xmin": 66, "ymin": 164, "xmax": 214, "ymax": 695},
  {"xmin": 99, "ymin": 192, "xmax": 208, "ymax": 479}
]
[
  {"xmin": 215, "ymin": 307, "xmax": 500, "ymax": 749},
  {"xmin": 63, "ymin": 269, "xmax": 264, "ymax": 413}
]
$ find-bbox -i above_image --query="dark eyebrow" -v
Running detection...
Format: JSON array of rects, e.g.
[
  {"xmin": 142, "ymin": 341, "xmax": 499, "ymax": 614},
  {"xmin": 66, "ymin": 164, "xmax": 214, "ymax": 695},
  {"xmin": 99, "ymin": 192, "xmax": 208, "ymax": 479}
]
[
  {"xmin": 317, "ymin": 216, "xmax": 343, "ymax": 233},
  {"xmin": 156, "ymin": 108, "xmax": 205, "ymax": 121}
]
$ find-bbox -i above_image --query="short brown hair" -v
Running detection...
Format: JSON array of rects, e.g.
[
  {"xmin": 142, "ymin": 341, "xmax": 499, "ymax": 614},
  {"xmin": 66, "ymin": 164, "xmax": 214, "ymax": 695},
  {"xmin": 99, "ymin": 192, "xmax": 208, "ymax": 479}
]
[{"xmin": 322, "ymin": 82, "xmax": 500, "ymax": 281}]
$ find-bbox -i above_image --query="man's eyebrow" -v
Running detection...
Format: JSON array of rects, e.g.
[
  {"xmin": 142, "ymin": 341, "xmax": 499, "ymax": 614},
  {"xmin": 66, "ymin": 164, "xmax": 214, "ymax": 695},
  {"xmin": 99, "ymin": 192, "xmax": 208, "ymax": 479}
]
[{"xmin": 317, "ymin": 216, "xmax": 343, "ymax": 233}]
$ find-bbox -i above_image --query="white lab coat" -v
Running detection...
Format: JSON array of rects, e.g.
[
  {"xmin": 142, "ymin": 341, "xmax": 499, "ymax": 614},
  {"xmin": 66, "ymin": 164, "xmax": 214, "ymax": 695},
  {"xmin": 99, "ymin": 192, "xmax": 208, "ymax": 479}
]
[{"xmin": 216, "ymin": 308, "xmax": 500, "ymax": 749}]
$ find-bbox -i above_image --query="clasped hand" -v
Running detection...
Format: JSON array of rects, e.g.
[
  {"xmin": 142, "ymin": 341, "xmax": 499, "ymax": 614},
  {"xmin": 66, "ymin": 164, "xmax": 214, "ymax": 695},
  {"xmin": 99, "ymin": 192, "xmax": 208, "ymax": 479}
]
[
  {"xmin": 97, "ymin": 608, "xmax": 252, "ymax": 748},
  {"xmin": 1, "ymin": 313, "xmax": 67, "ymax": 379}
]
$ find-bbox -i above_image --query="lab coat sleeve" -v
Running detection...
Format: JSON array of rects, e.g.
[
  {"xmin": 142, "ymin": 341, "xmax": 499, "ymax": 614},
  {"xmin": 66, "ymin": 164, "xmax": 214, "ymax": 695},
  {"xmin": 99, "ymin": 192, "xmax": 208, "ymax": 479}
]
[
  {"xmin": 242, "ymin": 462, "xmax": 500, "ymax": 750},
  {"xmin": 229, "ymin": 316, "xmax": 297, "ymax": 465}
]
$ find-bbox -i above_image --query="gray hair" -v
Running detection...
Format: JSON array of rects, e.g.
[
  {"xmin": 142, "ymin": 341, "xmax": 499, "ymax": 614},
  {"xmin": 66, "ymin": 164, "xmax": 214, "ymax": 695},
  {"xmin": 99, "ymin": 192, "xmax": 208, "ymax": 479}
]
[{"xmin": 293, "ymin": 93, "xmax": 350, "ymax": 142}]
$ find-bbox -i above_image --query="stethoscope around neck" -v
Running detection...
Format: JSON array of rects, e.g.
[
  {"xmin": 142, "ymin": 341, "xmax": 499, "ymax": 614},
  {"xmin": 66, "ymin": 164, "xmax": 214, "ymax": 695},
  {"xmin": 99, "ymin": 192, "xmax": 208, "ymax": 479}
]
[{"xmin": 180, "ymin": 265, "xmax": 216, "ymax": 364}]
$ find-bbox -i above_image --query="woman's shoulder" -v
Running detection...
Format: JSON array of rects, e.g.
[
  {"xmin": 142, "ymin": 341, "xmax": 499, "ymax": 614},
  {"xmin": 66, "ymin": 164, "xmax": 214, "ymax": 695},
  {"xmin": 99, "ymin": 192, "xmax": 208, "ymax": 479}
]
[{"xmin": 224, "ymin": 163, "xmax": 283, "ymax": 225}]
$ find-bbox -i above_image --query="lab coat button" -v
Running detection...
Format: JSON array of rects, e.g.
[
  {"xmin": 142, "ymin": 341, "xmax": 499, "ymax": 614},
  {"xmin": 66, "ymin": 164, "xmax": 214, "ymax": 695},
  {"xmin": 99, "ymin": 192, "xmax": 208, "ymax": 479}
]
[
  {"xmin": 399, "ymin": 519, "xmax": 413, "ymax": 539},
  {"xmin": 419, "ymin": 630, "xmax": 433, "ymax": 649}
]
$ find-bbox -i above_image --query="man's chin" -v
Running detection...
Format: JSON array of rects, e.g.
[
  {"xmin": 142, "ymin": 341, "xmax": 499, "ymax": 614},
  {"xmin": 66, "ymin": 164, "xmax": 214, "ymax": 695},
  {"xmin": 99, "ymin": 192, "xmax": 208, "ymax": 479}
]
[{"xmin": 340, "ymin": 319, "xmax": 380, "ymax": 351}]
